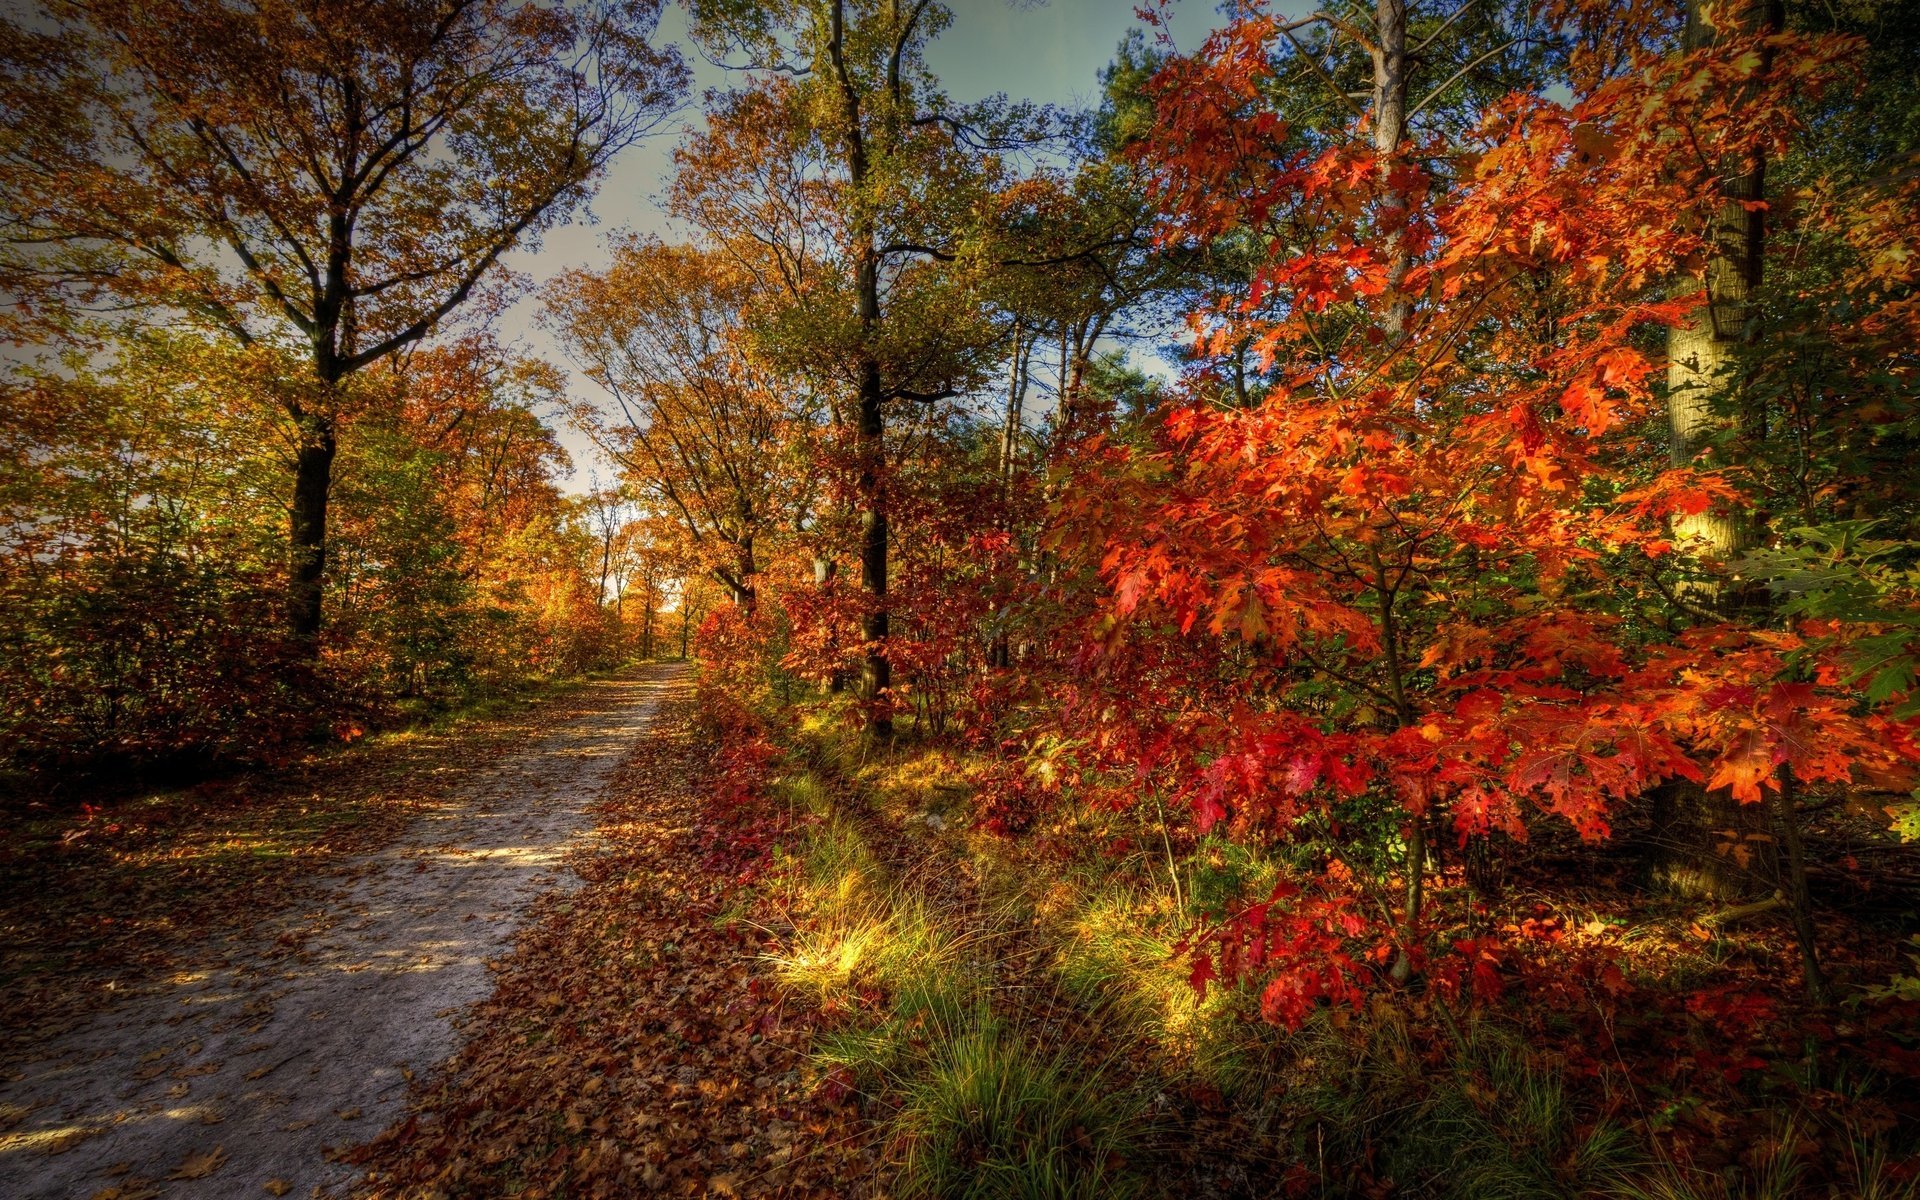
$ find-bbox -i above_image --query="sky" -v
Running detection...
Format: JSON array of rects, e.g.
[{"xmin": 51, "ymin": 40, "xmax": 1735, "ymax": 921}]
[{"xmin": 498, "ymin": 0, "xmax": 1229, "ymax": 490}]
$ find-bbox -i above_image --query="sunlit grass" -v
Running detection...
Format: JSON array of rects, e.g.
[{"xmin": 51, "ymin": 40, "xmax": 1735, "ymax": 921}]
[
  {"xmin": 772, "ymin": 915, "xmax": 890, "ymax": 1000},
  {"xmin": 765, "ymin": 756, "xmax": 1149, "ymax": 1198},
  {"xmin": 1046, "ymin": 879, "xmax": 1290, "ymax": 1100},
  {"xmin": 767, "ymin": 770, "xmax": 833, "ymax": 818}
]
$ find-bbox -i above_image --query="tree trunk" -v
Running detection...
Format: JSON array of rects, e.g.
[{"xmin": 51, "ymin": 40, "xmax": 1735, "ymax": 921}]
[
  {"xmin": 1654, "ymin": 0, "xmax": 1826, "ymax": 1005},
  {"xmin": 1372, "ymin": 0, "xmax": 1412, "ymax": 340},
  {"xmin": 1645, "ymin": 776, "xmax": 1776, "ymax": 900},
  {"xmin": 990, "ymin": 329, "xmax": 1030, "ymax": 671},
  {"xmin": 730, "ymin": 534, "xmax": 758, "ymax": 610},
  {"xmin": 1769, "ymin": 771, "xmax": 1831, "ymax": 1005},
  {"xmin": 1666, "ymin": 0, "xmax": 1777, "ymax": 604},
  {"xmin": 813, "ymin": 555, "xmax": 847, "ymax": 692},
  {"xmin": 829, "ymin": 0, "xmax": 891, "ymax": 739},
  {"xmin": 599, "ymin": 527, "xmax": 615, "ymax": 606},
  {"xmin": 287, "ymin": 412, "xmax": 336, "ymax": 651},
  {"xmin": 641, "ymin": 574, "xmax": 655, "ymax": 659},
  {"xmin": 998, "ymin": 327, "xmax": 1028, "ymax": 491},
  {"xmin": 857, "ymin": 351, "xmax": 891, "ymax": 736},
  {"xmin": 1367, "ymin": 0, "xmax": 1423, "ymax": 985}
]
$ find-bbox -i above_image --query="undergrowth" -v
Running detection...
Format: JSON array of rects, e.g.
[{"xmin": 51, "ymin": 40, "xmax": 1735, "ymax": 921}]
[
  {"xmin": 759, "ymin": 723, "xmax": 1151, "ymax": 1199},
  {"xmin": 743, "ymin": 698, "xmax": 1916, "ymax": 1199}
]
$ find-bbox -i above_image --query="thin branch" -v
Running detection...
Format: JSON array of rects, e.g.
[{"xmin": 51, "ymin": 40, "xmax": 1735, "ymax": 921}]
[
  {"xmin": 1408, "ymin": 38, "xmax": 1519, "ymax": 122},
  {"xmin": 1281, "ymin": 27, "xmax": 1366, "ymax": 120}
]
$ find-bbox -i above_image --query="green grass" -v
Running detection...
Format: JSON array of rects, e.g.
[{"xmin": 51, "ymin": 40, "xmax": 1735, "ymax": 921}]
[
  {"xmin": 895, "ymin": 1022, "xmax": 1147, "ymax": 1200},
  {"xmin": 1047, "ymin": 882, "xmax": 1289, "ymax": 1101},
  {"xmin": 1599, "ymin": 1117, "xmax": 1919, "ymax": 1200}
]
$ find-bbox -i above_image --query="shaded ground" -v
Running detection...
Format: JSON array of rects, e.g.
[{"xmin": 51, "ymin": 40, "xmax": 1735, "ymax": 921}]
[{"xmin": 0, "ymin": 666, "xmax": 679, "ymax": 1199}]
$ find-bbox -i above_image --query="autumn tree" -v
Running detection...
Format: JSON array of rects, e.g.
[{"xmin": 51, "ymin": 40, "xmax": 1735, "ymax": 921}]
[
  {"xmin": 0, "ymin": 327, "xmax": 615, "ymax": 769},
  {"xmin": 581, "ymin": 482, "xmax": 641, "ymax": 610},
  {"xmin": 545, "ymin": 237, "xmax": 796, "ymax": 609},
  {"xmin": 676, "ymin": 0, "xmax": 1020, "ymax": 735},
  {"xmin": 0, "ymin": 0, "xmax": 684, "ymax": 651},
  {"xmin": 1034, "ymin": 0, "xmax": 1918, "ymax": 1017},
  {"xmin": 0, "ymin": 333, "xmax": 298, "ymax": 769},
  {"xmin": 613, "ymin": 511, "xmax": 687, "ymax": 660}
]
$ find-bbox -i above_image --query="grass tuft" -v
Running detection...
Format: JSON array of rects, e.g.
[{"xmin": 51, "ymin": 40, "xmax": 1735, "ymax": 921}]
[
  {"xmin": 896, "ymin": 1023, "xmax": 1147, "ymax": 1200},
  {"xmin": 766, "ymin": 759, "xmax": 1149, "ymax": 1198}
]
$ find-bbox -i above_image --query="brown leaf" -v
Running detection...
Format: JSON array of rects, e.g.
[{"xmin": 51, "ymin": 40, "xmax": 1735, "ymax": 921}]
[
  {"xmin": 167, "ymin": 1146, "xmax": 227, "ymax": 1180},
  {"xmin": 263, "ymin": 1180, "xmax": 292, "ymax": 1197}
]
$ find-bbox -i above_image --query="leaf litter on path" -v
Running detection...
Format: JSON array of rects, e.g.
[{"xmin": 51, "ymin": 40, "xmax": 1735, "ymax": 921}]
[{"xmin": 348, "ymin": 676, "xmax": 876, "ymax": 1198}]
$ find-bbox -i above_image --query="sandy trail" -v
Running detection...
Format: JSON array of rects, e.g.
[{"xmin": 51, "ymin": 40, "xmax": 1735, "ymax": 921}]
[{"xmin": 0, "ymin": 666, "xmax": 681, "ymax": 1199}]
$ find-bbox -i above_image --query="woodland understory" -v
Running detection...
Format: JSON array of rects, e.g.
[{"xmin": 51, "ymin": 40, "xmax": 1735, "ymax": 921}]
[{"xmin": 5, "ymin": 0, "xmax": 1920, "ymax": 1195}]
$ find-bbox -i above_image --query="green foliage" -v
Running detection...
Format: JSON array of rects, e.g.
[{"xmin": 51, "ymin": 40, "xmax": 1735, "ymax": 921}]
[
  {"xmin": 0, "ymin": 337, "xmax": 307, "ymax": 772},
  {"xmin": 1747, "ymin": 522, "xmax": 1920, "ymax": 716},
  {"xmin": 1863, "ymin": 935, "xmax": 1920, "ymax": 1003}
]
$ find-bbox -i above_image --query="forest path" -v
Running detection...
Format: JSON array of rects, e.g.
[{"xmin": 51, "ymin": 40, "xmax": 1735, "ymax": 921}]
[{"xmin": 0, "ymin": 663, "xmax": 685, "ymax": 1200}]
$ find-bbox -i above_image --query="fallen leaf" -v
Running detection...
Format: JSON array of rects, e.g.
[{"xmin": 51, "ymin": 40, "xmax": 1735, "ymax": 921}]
[
  {"xmin": 263, "ymin": 1180, "xmax": 292, "ymax": 1197},
  {"xmin": 167, "ymin": 1146, "xmax": 227, "ymax": 1180}
]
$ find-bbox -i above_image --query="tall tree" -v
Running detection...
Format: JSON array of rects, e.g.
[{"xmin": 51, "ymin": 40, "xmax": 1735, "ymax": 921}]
[
  {"xmin": 678, "ymin": 0, "xmax": 1009, "ymax": 736},
  {"xmin": 0, "ymin": 0, "xmax": 684, "ymax": 650}
]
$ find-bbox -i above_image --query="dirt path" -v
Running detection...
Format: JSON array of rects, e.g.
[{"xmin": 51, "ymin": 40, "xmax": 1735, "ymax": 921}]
[
  {"xmin": 0, "ymin": 665, "xmax": 683, "ymax": 1200},
  {"xmin": 346, "ymin": 673, "xmax": 871, "ymax": 1199}
]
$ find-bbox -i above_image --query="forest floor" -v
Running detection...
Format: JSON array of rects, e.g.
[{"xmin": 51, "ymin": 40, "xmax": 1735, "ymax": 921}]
[
  {"xmin": 343, "ymin": 667, "xmax": 871, "ymax": 1199},
  {"xmin": 0, "ymin": 665, "xmax": 680, "ymax": 1199},
  {"xmin": 7, "ymin": 668, "xmax": 1911, "ymax": 1200}
]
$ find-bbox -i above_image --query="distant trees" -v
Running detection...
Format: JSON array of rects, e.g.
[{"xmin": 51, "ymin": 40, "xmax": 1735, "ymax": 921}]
[
  {"xmin": 545, "ymin": 239, "xmax": 795, "ymax": 610},
  {"xmin": 0, "ymin": 334, "xmax": 623, "ymax": 773}
]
